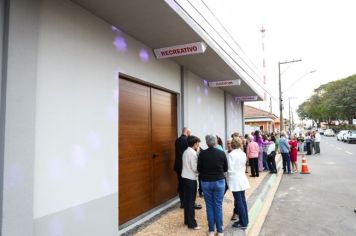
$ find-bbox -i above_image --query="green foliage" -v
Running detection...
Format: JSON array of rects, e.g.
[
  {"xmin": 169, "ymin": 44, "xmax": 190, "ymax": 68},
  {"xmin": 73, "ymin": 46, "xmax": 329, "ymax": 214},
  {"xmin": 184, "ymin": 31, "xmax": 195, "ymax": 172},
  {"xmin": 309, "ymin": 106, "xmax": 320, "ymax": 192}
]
[{"xmin": 297, "ymin": 74, "xmax": 356, "ymax": 124}]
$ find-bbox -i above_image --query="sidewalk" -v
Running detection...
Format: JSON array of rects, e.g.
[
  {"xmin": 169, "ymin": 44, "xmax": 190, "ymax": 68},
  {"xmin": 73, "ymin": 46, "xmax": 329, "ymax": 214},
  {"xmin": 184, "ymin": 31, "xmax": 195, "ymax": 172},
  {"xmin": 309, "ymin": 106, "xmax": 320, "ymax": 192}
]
[{"xmin": 129, "ymin": 156, "xmax": 282, "ymax": 236}]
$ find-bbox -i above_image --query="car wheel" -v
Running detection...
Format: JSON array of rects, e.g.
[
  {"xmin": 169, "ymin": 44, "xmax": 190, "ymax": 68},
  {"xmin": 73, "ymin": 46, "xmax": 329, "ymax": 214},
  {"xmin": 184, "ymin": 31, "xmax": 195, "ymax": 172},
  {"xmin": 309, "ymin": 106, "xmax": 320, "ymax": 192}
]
[{"xmin": 348, "ymin": 140, "xmax": 351, "ymax": 144}]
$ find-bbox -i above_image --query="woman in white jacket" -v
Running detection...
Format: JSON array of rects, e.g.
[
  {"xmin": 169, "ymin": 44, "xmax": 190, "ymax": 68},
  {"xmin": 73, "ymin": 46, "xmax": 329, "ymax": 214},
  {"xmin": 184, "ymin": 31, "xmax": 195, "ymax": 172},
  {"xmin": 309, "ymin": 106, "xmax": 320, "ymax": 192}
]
[{"xmin": 227, "ymin": 137, "xmax": 250, "ymax": 229}]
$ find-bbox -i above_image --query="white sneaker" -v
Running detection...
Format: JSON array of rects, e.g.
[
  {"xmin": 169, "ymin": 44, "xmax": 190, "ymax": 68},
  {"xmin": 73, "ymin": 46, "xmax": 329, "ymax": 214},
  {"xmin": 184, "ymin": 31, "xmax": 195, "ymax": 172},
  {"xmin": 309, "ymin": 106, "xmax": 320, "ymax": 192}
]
[
  {"xmin": 218, "ymin": 233, "xmax": 224, "ymax": 236},
  {"xmin": 208, "ymin": 232, "xmax": 214, "ymax": 236}
]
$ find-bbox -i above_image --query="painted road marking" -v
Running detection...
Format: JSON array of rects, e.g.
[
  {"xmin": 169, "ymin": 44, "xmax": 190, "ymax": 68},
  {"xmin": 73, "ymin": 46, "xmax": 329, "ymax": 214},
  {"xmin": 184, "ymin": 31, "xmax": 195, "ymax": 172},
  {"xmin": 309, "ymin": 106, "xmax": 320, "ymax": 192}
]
[
  {"xmin": 345, "ymin": 151, "xmax": 353, "ymax": 155},
  {"xmin": 336, "ymin": 147, "xmax": 342, "ymax": 150}
]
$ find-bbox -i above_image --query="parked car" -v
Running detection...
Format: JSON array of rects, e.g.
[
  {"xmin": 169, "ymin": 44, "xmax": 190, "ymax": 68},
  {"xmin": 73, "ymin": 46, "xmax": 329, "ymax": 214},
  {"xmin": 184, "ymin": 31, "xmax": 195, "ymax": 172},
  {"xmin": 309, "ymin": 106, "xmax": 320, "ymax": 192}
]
[
  {"xmin": 324, "ymin": 129, "xmax": 335, "ymax": 137},
  {"xmin": 337, "ymin": 130, "xmax": 348, "ymax": 141},
  {"xmin": 344, "ymin": 130, "xmax": 356, "ymax": 143},
  {"xmin": 318, "ymin": 128, "xmax": 325, "ymax": 135}
]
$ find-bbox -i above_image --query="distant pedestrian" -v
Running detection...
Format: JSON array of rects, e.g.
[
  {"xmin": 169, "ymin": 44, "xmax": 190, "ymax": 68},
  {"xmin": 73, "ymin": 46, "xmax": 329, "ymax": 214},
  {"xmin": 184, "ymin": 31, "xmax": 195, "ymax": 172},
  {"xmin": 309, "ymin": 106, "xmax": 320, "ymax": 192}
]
[
  {"xmin": 198, "ymin": 135, "xmax": 228, "ymax": 236},
  {"xmin": 267, "ymin": 136, "xmax": 277, "ymax": 173},
  {"xmin": 315, "ymin": 131, "xmax": 321, "ymax": 154},
  {"xmin": 247, "ymin": 135, "xmax": 259, "ymax": 177},
  {"xmin": 311, "ymin": 131, "xmax": 316, "ymax": 154},
  {"xmin": 279, "ymin": 131, "xmax": 291, "ymax": 174},
  {"xmin": 297, "ymin": 133, "xmax": 305, "ymax": 152},
  {"xmin": 262, "ymin": 134, "xmax": 270, "ymax": 172},
  {"xmin": 227, "ymin": 137, "xmax": 250, "ymax": 229},
  {"xmin": 289, "ymin": 135, "xmax": 298, "ymax": 173},
  {"xmin": 231, "ymin": 132, "xmax": 240, "ymax": 140},
  {"xmin": 305, "ymin": 132, "xmax": 312, "ymax": 155},
  {"xmin": 181, "ymin": 136, "xmax": 201, "ymax": 230},
  {"xmin": 243, "ymin": 134, "xmax": 249, "ymax": 173},
  {"xmin": 216, "ymin": 135, "xmax": 224, "ymax": 151},
  {"xmin": 224, "ymin": 138, "xmax": 233, "ymax": 194},
  {"xmin": 254, "ymin": 130, "xmax": 264, "ymax": 171},
  {"xmin": 174, "ymin": 127, "xmax": 191, "ymax": 208}
]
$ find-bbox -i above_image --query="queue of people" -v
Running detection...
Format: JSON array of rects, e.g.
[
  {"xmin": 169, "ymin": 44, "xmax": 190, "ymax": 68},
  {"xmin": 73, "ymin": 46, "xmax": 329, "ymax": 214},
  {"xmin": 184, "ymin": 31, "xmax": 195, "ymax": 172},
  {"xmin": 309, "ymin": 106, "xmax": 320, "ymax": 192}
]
[
  {"xmin": 174, "ymin": 127, "xmax": 320, "ymax": 234},
  {"xmin": 174, "ymin": 128, "xmax": 284, "ymax": 234}
]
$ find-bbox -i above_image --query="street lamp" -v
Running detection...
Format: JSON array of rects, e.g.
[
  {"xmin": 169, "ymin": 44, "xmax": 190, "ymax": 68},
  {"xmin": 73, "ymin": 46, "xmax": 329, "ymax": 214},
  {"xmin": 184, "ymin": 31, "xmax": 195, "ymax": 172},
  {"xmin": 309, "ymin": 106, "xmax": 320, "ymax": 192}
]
[
  {"xmin": 278, "ymin": 59, "xmax": 302, "ymax": 131},
  {"xmin": 283, "ymin": 70, "xmax": 317, "ymax": 93}
]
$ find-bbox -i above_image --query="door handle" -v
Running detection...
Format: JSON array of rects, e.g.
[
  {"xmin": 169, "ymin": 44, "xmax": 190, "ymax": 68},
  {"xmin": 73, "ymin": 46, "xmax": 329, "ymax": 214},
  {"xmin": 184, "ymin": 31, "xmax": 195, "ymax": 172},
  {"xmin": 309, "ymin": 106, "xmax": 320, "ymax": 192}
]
[{"xmin": 152, "ymin": 154, "xmax": 159, "ymax": 159}]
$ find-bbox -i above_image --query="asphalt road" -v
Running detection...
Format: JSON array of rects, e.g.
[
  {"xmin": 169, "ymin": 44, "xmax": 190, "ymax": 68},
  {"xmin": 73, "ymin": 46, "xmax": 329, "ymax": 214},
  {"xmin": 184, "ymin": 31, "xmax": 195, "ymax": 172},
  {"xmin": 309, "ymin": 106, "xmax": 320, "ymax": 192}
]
[{"xmin": 260, "ymin": 136, "xmax": 356, "ymax": 236}]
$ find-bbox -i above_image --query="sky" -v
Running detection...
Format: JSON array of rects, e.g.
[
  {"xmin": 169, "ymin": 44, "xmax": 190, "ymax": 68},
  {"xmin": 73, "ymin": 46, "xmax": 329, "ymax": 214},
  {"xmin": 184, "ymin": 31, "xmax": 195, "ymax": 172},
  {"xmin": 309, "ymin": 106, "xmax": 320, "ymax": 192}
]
[{"xmin": 202, "ymin": 0, "xmax": 356, "ymax": 121}]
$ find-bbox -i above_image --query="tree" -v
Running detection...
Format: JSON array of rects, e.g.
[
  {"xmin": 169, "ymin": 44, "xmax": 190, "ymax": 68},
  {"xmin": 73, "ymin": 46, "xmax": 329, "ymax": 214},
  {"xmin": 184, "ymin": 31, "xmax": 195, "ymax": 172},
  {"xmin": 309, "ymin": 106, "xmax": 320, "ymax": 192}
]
[{"xmin": 297, "ymin": 74, "xmax": 356, "ymax": 125}]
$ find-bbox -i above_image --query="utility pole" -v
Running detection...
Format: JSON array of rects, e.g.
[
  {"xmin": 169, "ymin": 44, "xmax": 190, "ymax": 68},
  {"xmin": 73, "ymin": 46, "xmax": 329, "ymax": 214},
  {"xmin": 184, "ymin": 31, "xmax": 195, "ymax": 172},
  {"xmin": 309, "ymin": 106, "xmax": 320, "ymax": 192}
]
[
  {"xmin": 278, "ymin": 59, "xmax": 302, "ymax": 131},
  {"xmin": 288, "ymin": 97, "xmax": 298, "ymax": 133},
  {"xmin": 260, "ymin": 26, "xmax": 268, "ymax": 111}
]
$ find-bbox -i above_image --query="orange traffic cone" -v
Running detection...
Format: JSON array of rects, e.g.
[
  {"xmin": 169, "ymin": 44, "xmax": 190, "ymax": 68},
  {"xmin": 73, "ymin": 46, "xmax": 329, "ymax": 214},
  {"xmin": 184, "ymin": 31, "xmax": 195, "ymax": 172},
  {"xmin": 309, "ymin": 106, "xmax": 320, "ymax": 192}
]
[{"xmin": 300, "ymin": 154, "xmax": 310, "ymax": 174}]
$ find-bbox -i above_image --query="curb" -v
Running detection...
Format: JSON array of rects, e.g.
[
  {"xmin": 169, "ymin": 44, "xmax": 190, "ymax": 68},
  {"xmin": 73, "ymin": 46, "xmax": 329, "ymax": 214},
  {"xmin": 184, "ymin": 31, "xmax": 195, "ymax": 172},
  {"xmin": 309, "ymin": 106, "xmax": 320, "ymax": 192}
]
[{"xmin": 224, "ymin": 156, "xmax": 283, "ymax": 236}]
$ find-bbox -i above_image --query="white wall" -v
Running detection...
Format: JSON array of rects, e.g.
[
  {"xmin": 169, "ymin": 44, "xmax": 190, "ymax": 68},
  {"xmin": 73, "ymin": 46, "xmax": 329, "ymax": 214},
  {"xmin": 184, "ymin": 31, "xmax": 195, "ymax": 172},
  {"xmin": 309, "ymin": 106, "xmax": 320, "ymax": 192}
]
[
  {"xmin": 183, "ymin": 71, "xmax": 225, "ymax": 149},
  {"xmin": 226, "ymin": 94, "xmax": 243, "ymax": 137},
  {"xmin": 34, "ymin": 0, "xmax": 180, "ymax": 220}
]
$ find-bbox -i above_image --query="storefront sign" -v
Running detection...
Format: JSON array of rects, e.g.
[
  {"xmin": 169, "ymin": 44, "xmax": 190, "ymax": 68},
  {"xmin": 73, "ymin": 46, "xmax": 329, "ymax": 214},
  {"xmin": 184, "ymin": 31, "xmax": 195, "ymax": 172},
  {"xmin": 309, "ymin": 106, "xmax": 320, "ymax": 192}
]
[
  {"xmin": 235, "ymin": 96, "xmax": 258, "ymax": 101},
  {"xmin": 353, "ymin": 119, "xmax": 356, "ymax": 125},
  {"xmin": 208, "ymin": 79, "xmax": 241, "ymax": 88},
  {"xmin": 154, "ymin": 42, "xmax": 207, "ymax": 59}
]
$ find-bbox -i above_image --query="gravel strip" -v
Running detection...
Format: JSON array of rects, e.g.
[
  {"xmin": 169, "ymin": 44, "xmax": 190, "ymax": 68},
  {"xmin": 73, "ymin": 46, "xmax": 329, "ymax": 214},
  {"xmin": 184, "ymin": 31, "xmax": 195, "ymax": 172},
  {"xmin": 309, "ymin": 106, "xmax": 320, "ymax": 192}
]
[{"xmin": 133, "ymin": 172, "xmax": 268, "ymax": 236}]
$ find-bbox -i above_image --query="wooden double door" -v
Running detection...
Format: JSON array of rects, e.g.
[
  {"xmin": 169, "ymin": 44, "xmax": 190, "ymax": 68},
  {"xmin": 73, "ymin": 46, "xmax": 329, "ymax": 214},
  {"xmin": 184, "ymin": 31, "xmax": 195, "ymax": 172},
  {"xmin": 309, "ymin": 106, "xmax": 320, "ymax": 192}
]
[{"xmin": 119, "ymin": 78, "xmax": 177, "ymax": 225}]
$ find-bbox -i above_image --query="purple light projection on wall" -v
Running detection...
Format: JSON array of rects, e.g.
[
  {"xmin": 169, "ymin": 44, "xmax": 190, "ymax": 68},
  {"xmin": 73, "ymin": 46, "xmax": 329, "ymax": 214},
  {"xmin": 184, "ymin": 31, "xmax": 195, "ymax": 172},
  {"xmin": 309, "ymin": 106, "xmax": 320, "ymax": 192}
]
[
  {"xmin": 204, "ymin": 87, "xmax": 209, "ymax": 96},
  {"xmin": 71, "ymin": 145, "xmax": 89, "ymax": 169},
  {"xmin": 196, "ymin": 96, "xmax": 202, "ymax": 105},
  {"xmin": 139, "ymin": 49, "xmax": 150, "ymax": 62},
  {"xmin": 113, "ymin": 88, "xmax": 119, "ymax": 104},
  {"xmin": 49, "ymin": 158, "xmax": 63, "ymax": 179},
  {"xmin": 49, "ymin": 216, "xmax": 62, "ymax": 236},
  {"xmin": 196, "ymin": 85, "xmax": 201, "ymax": 93},
  {"xmin": 113, "ymin": 36, "xmax": 127, "ymax": 52},
  {"xmin": 203, "ymin": 80, "xmax": 208, "ymax": 87},
  {"xmin": 107, "ymin": 105, "xmax": 118, "ymax": 123},
  {"xmin": 87, "ymin": 131, "xmax": 102, "ymax": 152},
  {"xmin": 4, "ymin": 165, "xmax": 21, "ymax": 190},
  {"xmin": 111, "ymin": 26, "xmax": 121, "ymax": 33},
  {"xmin": 73, "ymin": 205, "xmax": 86, "ymax": 223}
]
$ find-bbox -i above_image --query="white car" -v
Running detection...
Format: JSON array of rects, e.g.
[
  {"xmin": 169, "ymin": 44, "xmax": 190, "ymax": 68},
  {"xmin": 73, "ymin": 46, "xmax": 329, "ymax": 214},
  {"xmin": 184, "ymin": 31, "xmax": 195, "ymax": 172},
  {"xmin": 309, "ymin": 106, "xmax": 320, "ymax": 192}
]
[
  {"xmin": 337, "ymin": 130, "xmax": 348, "ymax": 141},
  {"xmin": 324, "ymin": 129, "xmax": 335, "ymax": 137},
  {"xmin": 344, "ymin": 130, "xmax": 356, "ymax": 143}
]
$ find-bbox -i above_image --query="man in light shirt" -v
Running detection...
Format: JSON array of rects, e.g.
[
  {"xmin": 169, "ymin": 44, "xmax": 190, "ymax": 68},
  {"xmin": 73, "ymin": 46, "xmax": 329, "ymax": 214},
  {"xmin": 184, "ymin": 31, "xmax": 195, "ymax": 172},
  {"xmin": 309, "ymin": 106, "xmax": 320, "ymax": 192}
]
[
  {"xmin": 181, "ymin": 135, "xmax": 201, "ymax": 230},
  {"xmin": 315, "ymin": 131, "xmax": 321, "ymax": 154}
]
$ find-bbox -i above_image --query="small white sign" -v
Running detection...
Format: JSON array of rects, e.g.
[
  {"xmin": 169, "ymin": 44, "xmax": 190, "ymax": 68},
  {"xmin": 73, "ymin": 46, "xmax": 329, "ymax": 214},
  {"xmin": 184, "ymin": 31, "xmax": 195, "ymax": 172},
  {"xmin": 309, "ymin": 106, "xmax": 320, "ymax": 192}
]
[
  {"xmin": 208, "ymin": 79, "xmax": 241, "ymax": 88},
  {"xmin": 235, "ymin": 96, "xmax": 258, "ymax": 101},
  {"xmin": 154, "ymin": 42, "xmax": 207, "ymax": 59},
  {"xmin": 353, "ymin": 119, "xmax": 356, "ymax": 125}
]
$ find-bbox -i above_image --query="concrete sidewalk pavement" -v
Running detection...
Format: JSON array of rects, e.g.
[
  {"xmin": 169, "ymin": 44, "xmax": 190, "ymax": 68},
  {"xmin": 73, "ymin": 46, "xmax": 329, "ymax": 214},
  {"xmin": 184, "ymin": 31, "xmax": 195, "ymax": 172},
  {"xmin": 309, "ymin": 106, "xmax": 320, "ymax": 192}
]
[{"xmin": 124, "ymin": 156, "xmax": 283, "ymax": 236}]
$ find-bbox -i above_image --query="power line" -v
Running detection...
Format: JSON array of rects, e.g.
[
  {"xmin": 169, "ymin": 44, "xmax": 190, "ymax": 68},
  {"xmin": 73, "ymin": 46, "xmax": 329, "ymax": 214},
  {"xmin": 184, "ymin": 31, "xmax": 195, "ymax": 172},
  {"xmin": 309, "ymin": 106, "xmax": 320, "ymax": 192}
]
[
  {"xmin": 199, "ymin": 0, "xmax": 263, "ymax": 79},
  {"xmin": 173, "ymin": 0, "xmax": 277, "ymax": 101}
]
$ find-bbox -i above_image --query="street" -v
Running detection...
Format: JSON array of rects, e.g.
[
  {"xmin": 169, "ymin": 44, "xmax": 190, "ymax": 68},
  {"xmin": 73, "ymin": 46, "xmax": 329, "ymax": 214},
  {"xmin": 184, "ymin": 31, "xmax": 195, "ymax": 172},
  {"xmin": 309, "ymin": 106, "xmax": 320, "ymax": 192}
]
[{"xmin": 260, "ymin": 136, "xmax": 356, "ymax": 236}]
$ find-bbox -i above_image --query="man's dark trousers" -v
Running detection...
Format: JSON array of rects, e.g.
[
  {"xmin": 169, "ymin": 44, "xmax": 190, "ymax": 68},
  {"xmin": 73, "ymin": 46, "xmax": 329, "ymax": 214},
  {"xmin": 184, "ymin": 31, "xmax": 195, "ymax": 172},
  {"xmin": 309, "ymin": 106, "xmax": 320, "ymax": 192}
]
[
  {"xmin": 176, "ymin": 172, "xmax": 184, "ymax": 205},
  {"xmin": 183, "ymin": 178, "xmax": 197, "ymax": 228}
]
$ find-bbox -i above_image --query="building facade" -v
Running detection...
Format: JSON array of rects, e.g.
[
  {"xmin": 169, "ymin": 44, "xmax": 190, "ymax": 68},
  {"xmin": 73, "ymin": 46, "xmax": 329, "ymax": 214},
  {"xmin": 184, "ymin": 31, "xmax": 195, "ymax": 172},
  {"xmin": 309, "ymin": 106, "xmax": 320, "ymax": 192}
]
[
  {"xmin": 244, "ymin": 105, "xmax": 280, "ymax": 133},
  {"xmin": 0, "ymin": 0, "xmax": 266, "ymax": 235}
]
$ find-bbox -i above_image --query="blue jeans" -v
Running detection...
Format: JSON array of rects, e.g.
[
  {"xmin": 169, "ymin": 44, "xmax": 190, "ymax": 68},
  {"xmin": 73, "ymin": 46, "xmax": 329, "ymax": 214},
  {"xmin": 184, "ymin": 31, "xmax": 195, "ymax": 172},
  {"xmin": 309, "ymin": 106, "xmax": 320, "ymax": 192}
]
[
  {"xmin": 232, "ymin": 191, "xmax": 249, "ymax": 227},
  {"xmin": 281, "ymin": 152, "xmax": 291, "ymax": 173},
  {"xmin": 263, "ymin": 152, "xmax": 269, "ymax": 171},
  {"xmin": 201, "ymin": 179, "xmax": 225, "ymax": 233}
]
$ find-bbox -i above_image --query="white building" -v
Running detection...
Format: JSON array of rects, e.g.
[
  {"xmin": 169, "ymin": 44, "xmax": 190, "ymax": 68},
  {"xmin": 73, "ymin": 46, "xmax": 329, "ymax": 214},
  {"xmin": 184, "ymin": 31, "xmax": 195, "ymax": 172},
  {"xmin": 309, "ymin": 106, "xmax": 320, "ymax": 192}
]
[{"xmin": 0, "ymin": 0, "xmax": 266, "ymax": 235}]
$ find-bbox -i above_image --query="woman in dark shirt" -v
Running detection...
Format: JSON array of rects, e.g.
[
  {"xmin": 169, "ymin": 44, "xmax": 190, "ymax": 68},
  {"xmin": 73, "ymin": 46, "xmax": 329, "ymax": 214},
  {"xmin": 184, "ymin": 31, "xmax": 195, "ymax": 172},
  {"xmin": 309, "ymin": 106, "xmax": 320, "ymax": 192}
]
[{"xmin": 198, "ymin": 134, "xmax": 228, "ymax": 236}]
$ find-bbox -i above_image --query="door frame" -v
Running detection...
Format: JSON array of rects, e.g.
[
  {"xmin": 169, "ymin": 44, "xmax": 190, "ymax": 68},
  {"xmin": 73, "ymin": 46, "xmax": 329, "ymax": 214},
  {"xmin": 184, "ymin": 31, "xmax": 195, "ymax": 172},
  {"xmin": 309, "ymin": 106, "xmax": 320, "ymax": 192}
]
[{"xmin": 118, "ymin": 73, "xmax": 181, "ymax": 229}]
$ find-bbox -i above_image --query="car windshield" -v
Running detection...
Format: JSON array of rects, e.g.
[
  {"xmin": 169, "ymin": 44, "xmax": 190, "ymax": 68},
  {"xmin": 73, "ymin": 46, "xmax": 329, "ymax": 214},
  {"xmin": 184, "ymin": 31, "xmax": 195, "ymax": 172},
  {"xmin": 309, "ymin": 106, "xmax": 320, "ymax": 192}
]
[{"xmin": 351, "ymin": 130, "xmax": 356, "ymax": 134}]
